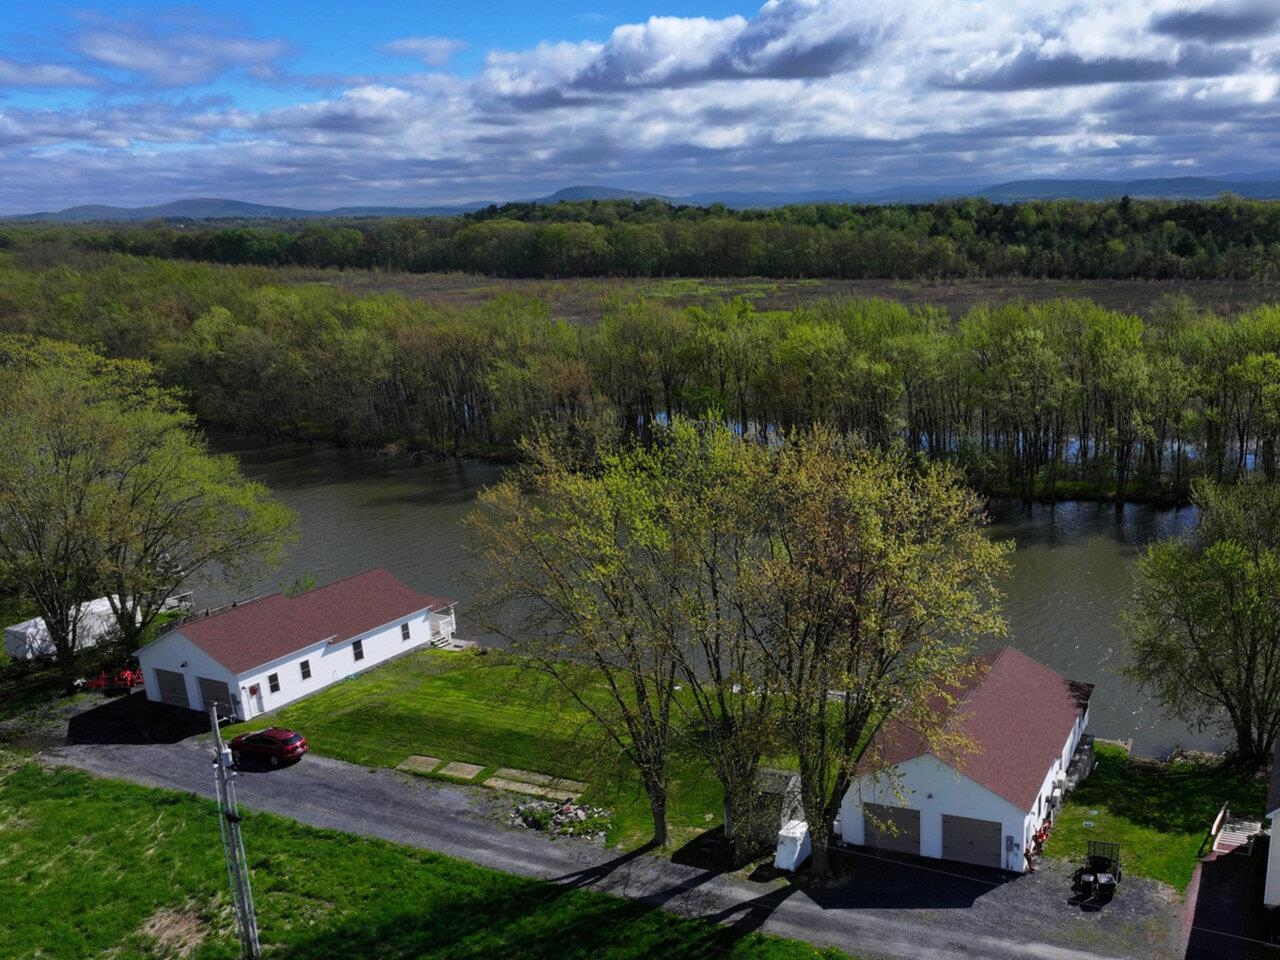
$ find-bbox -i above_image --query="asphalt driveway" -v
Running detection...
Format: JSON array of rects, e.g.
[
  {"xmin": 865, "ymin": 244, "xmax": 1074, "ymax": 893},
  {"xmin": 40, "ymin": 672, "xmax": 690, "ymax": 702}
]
[{"xmin": 41, "ymin": 733, "xmax": 1184, "ymax": 960}]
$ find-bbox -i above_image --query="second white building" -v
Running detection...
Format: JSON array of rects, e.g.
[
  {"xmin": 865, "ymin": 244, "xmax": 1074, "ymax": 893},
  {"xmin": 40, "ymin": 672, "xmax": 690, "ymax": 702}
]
[{"xmin": 136, "ymin": 568, "xmax": 457, "ymax": 720}]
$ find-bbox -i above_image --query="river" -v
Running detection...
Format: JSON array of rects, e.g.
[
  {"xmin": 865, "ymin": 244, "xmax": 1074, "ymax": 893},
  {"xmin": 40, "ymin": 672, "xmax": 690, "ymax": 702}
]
[{"xmin": 204, "ymin": 435, "xmax": 1211, "ymax": 757}]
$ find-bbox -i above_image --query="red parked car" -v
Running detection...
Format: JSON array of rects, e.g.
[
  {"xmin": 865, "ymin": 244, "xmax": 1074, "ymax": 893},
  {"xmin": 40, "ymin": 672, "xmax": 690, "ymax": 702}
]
[{"xmin": 229, "ymin": 727, "xmax": 308, "ymax": 768}]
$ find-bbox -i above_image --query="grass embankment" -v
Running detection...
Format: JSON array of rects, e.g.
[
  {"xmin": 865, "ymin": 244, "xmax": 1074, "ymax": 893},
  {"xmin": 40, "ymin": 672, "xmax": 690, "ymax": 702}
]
[
  {"xmin": 1042, "ymin": 743, "xmax": 1268, "ymax": 890},
  {"xmin": 223, "ymin": 648, "xmax": 725, "ymax": 849},
  {"xmin": 0, "ymin": 760, "xmax": 847, "ymax": 960}
]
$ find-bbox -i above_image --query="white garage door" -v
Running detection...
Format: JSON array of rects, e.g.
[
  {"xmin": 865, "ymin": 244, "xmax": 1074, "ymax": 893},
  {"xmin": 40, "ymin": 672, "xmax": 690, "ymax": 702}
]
[
  {"xmin": 941, "ymin": 813, "xmax": 1003, "ymax": 868},
  {"xmin": 153, "ymin": 668, "xmax": 190, "ymax": 708}
]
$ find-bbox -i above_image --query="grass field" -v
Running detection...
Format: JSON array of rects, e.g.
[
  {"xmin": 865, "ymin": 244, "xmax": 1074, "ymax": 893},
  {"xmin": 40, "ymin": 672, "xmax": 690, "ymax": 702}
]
[
  {"xmin": 0, "ymin": 759, "xmax": 848, "ymax": 960},
  {"xmin": 222, "ymin": 648, "xmax": 726, "ymax": 849},
  {"xmin": 1041, "ymin": 743, "xmax": 1268, "ymax": 890}
]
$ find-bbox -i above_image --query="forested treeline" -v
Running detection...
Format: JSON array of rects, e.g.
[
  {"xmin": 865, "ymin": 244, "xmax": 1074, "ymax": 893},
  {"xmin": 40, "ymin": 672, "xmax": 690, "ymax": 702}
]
[
  {"xmin": 3, "ymin": 249, "xmax": 1279, "ymax": 504},
  {"xmin": 22, "ymin": 194, "xmax": 1280, "ymax": 280}
]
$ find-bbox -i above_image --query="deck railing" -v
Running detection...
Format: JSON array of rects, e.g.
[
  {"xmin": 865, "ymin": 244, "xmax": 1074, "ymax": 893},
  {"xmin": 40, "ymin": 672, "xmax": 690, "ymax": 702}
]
[{"xmin": 157, "ymin": 595, "xmax": 263, "ymax": 637}]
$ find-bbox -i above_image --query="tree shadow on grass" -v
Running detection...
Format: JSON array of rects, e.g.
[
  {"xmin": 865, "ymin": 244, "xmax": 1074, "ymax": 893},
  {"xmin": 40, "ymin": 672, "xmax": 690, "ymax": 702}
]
[
  {"xmin": 268, "ymin": 877, "xmax": 815, "ymax": 960},
  {"xmin": 1070, "ymin": 749, "xmax": 1267, "ymax": 835}
]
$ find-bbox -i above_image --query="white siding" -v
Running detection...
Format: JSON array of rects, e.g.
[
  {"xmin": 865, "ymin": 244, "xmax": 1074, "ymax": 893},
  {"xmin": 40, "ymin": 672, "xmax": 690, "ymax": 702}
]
[
  {"xmin": 840, "ymin": 755, "xmax": 1029, "ymax": 871},
  {"xmin": 136, "ymin": 631, "xmax": 239, "ymax": 715},
  {"xmin": 839, "ymin": 711, "xmax": 1087, "ymax": 874},
  {"xmin": 138, "ymin": 605, "xmax": 456, "ymax": 720},
  {"xmin": 1266, "ymin": 814, "xmax": 1280, "ymax": 907}
]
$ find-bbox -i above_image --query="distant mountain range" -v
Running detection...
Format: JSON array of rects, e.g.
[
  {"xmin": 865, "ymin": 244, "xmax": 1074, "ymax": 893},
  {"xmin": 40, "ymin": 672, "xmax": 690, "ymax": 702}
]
[{"xmin": 9, "ymin": 174, "xmax": 1280, "ymax": 222}]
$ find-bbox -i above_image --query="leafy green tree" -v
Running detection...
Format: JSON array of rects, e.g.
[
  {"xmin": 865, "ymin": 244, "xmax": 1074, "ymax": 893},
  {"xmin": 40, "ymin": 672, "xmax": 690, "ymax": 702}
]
[
  {"xmin": 1126, "ymin": 481, "xmax": 1280, "ymax": 769},
  {"xmin": 0, "ymin": 338, "xmax": 296, "ymax": 674},
  {"xmin": 754, "ymin": 430, "xmax": 1010, "ymax": 881}
]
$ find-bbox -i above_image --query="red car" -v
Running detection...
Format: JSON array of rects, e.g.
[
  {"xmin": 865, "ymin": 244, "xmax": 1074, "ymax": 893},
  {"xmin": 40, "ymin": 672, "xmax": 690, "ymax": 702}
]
[{"xmin": 229, "ymin": 727, "xmax": 308, "ymax": 767}]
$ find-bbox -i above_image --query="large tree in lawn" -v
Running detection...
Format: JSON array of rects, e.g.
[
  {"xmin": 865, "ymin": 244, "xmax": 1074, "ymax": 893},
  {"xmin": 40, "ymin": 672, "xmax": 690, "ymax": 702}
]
[
  {"xmin": 753, "ymin": 429, "xmax": 1010, "ymax": 882},
  {"xmin": 473, "ymin": 418, "xmax": 783, "ymax": 857},
  {"xmin": 1126, "ymin": 481, "xmax": 1280, "ymax": 770},
  {"xmin": 471, "ymin": 431, "xmax": 681, "ymax": 845},
  {"xmin": 0, "ymin": 339, "xmax": 295, "ymax": 675}
]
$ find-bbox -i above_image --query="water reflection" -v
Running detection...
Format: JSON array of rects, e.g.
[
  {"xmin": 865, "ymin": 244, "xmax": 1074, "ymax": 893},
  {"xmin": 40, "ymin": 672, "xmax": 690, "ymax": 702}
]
[{"xmin": 206, "ymin": 435, "xmax": 1214, "ymax": 757}]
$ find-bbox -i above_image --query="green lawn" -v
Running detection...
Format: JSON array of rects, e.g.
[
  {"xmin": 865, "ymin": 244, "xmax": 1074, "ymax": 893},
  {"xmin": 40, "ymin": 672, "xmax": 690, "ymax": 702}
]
[
  {"xmin": 0, "ymin": 759, "xmax": 847, "ymax": 960},
  {"xmin": 1042, "ymin": 743, "xmax": 1268, "ymax": 890},
  {"xmin": 223, "ymin": 648, "xmax": 726, "ymax": 849}
]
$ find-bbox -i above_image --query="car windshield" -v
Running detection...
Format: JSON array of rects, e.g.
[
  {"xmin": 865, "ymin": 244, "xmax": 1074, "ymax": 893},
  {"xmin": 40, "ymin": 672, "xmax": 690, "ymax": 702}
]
[{"xmin": 281, "ymin": 734, "xmax": 303, "ymax": 745}]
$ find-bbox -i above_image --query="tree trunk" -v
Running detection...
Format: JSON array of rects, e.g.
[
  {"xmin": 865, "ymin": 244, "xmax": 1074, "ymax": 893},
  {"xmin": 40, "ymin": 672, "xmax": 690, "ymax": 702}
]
[
  {"xmin": 648, "ymin": 792, "xmax": 669, "ymax": 847},
  {"xmin": 809, "ymin": 836, "xmax": 831, "ymax": 881}
]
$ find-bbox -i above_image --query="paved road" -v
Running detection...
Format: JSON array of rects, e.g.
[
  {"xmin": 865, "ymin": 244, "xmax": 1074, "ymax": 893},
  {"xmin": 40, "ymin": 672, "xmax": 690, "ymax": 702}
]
[{"xmin": 45, "ymin": 740, "xmax": 1174, "ymax": 960}]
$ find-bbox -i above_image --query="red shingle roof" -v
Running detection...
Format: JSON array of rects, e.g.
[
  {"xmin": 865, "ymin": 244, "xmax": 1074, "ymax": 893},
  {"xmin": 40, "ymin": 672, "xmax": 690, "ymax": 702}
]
[
  {"xmin": 874, "ymin": 646, "xmax": 1092, "ymax": 811},
  {"xmin": 175, "ymin": 568, "xmax": 454, "ymax": 675}
]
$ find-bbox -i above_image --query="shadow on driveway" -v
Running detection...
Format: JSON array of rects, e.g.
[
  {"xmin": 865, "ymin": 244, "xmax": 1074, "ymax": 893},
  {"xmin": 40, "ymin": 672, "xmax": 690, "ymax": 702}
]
[
  {"xmin": 1186, "ymin": 837, "xmax": 1280, "ymax": 959},
  {"xmin": 811, "ymin": 844, "xmax": 1009, "ymax": 911},
  {"xmin": 66, "ymin": 692, "xmax": 210, "ymax": 745}
]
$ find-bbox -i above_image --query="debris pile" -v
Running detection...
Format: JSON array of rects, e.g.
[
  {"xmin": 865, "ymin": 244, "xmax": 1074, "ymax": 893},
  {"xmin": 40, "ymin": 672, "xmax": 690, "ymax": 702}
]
[{"xmin": 508, "ymin": 800, "xmax": 611, "ymax": 841}]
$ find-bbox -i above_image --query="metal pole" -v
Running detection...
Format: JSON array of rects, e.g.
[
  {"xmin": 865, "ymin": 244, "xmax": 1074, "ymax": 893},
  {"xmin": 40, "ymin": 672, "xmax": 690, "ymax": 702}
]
[{"xmin": 210, "ymin": 703, "xmax": 261, "ymax": 960}]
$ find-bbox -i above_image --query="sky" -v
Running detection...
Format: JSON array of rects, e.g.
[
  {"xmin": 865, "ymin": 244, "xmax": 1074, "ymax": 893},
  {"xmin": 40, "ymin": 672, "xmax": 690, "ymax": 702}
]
[{"xmin": 2, "ymin": 0, "xmax": 1280, "ymax": 212}]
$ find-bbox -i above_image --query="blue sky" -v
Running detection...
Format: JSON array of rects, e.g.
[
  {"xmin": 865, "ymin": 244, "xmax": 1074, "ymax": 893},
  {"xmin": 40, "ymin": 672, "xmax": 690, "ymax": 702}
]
[{"xmin": 2, "ymin": 0, "xmax": 1279, "ymax": 212}]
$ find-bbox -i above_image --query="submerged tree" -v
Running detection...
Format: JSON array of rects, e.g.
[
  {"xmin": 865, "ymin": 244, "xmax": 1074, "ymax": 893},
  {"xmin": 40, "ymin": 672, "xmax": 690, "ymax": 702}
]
[{"xmin": 1126, "ymin": 481, "xmax": 1280, "ymax": 770}]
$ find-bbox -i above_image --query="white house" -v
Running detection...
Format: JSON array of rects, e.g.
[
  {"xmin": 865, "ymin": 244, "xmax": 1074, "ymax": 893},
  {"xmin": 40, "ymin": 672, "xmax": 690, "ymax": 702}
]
[
  {"xmin": 3, "ymin": 597, "xmax": 120, "ymax": 661},
  {"xmin": 1264, "ymin": 744, "xmax": 1280, "ymax": 907},
  {"xmin": 838, "ymin": 646, "xmax": 1092, "ymax": 873},
  {"xmin": 135, "ymin": 568, "xmax": 457, "ymax": 720}
]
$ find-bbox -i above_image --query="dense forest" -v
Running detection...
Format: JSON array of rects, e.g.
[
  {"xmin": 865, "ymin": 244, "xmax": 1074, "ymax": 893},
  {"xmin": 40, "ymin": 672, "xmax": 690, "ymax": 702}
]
[
  {"xmin": 14, "ymin": 195, "xmax": 1280, "ymax": 281},
  {"xmin": 3, "ymin": 238, "xmax": 1280, "ymax": 505}
]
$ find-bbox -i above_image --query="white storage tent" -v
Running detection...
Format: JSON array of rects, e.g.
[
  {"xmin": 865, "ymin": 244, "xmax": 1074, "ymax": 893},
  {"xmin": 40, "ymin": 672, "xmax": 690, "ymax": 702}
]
[{"xmin": 3, "ymin": 597, "xmax": 120, "ymax": 660}]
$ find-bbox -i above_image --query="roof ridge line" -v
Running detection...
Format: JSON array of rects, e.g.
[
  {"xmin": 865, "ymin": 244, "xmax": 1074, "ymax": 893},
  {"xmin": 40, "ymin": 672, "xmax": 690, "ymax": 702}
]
[{"xmin": 282, "ymin": 566, "xmax": 387, "ymax": 601}]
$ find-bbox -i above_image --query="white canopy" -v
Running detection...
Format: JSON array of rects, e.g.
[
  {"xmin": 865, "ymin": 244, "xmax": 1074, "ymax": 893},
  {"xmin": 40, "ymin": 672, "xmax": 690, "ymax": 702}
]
[{"xmin": 3, "ymin": 597, "xmax": 120, "ymax": 660}]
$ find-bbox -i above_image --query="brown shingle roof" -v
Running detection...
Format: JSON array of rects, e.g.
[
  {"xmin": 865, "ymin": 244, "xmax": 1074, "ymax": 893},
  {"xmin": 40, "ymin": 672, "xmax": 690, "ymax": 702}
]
[
  {"xmin": 874, "ymin": 646, "xmax": 1093, "ymax": 811},
  {"xmin": 175, "ymin": 568, "xmax": 454, "ymax": 675}
]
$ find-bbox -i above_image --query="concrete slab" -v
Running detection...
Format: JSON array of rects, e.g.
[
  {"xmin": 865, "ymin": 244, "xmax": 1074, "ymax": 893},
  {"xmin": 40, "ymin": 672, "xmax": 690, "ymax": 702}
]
[
  {"xmin": 439, "ymin": 760, "xmax": 485, "ymax": 780},
  {"xmin": 493, "ymin": 767, "xmax": 587, "ymax": 793},
  {"xmin": 396, "ymin": 755, "xmax": 442, "ymax": 774},
  {"xmin": 485, "ymin": 776, "xmax": 582, "ymax": 799}
]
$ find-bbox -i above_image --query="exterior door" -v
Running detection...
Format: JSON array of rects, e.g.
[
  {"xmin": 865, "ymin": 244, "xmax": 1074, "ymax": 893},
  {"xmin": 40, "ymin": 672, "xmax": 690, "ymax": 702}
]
[
  {"xmin": 153, "ymin": 668, "xmax": 190, "ymax": 708},
  {"xmin": 197, "ymin": 677, "xmax": 235, "ymax": 717},
  {"xmin": 942, "ymin": 813, "xmax": 1003, "ymax": 868},
  {"xmin": 864, "ymin": 803, "xmax": 921, "ymax": 855}
]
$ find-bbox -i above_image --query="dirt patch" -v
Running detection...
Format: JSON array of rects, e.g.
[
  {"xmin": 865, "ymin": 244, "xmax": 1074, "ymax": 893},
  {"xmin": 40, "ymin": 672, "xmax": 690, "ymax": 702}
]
[{"xmin": 138, "ymin": 906, "xmax": 211, "ymax": 958}]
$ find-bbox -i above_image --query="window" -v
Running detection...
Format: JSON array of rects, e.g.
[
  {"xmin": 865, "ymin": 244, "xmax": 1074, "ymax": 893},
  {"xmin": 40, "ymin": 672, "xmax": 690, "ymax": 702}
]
[
  {"xmin": 353, "ymin": 639, "xmax": 364, "ymax": 661},
  {"xmin": 268, "ymin": 673, "xmax": 280, "ymax": 694},
  {"xmin": 300, "ymin": 659, "xmax": 311, "ymax": 680},
  {"xmin": 400, "ymin": 622, "xmax": 411, "ymax": 642}
]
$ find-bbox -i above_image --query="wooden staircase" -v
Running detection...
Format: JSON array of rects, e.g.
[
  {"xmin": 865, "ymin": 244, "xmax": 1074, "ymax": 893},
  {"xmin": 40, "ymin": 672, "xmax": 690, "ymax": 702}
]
[{"xmin": 1212, "ymin": 818, "xmax": 1261, "ymax": 855}]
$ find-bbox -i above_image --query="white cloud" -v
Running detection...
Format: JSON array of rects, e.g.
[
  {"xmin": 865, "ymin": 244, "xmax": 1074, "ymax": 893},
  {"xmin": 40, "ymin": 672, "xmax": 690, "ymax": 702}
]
[
  {"xmin": 4, "ymin": 0, "xmax": 1280, "ymax": 211},
  {"xmin": 381, "ymin": 36, "xmax": 467, "ymax": 68}
]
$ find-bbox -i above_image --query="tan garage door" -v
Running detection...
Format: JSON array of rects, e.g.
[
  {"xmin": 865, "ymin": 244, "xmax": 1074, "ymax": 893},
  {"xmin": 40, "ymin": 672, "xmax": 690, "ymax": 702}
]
[
  {"xmin": 942, "ymin": 814, "xmax": 1003, "ymax": 868},
  {"xmin": 864, "ymin": 803, "xmax": 921, "ymax": 855},
  {"xmin": 153, "ymin": 668, "xmax": 190, "ymax": 708},
  {"xmin": 197, "ymin": 677, "xmax": 234, "ymax": 714}
]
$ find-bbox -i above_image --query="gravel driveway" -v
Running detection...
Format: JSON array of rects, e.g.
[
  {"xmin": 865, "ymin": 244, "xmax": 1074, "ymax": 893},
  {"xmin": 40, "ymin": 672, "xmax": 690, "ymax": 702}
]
[{"xmin": 41, "ymin": 733, "xmax": 1184, "ymax": 960}]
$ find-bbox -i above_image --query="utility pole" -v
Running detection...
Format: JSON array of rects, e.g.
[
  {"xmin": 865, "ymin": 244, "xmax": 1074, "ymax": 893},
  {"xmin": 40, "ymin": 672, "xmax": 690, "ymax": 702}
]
[{"xmin": 209, "ymin": 703, "xmax": 261, "ymax": 960}]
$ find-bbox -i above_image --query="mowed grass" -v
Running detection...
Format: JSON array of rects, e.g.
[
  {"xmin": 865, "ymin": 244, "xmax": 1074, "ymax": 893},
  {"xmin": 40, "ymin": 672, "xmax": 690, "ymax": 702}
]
[
  {"xmin": 0, "ymin": 760, "xmax": 848, "ymax": 960},
  {"xmin": 1042, "ymin": 743, "xmax": 1268, "ymax": 890},
  {"xmin": 222, "ymin": 648, "xmax": 726, "ymax": 849}
]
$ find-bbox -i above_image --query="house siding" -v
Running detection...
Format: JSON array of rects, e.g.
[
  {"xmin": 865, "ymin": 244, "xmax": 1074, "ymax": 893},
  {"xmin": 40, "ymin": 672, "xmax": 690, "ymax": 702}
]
[
  {"xmin": 1266, "ymin": 809, "xmax": 1280, "ymax": 907},
  {"xmin": 840, "ymin": 709, "xmax": 1087, "ymax": 874},
  {"xmin": 139, "ymin": 606, "xmax": 456, "ymax": 720}
]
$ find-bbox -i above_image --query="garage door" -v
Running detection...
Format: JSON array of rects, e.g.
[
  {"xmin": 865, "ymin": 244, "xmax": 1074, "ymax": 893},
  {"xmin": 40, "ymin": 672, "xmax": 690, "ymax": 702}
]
[
  {"xmin": 864, "ymin": 803, "xmax": 921, "ymax": 855},
  {"xmin": 942, "ymin": 814, "xmax": 1003, "ymax": 868},
  {"xmin": 153, "ymin": 668, "xmax": 190, "ymax": 708},
  {"xmin": 197, "ymin": 677, "xmax": 234, "ymax": 714}
]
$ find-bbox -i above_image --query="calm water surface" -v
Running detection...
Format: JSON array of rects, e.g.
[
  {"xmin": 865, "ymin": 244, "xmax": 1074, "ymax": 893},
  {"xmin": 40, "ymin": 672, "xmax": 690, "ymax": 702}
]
[{"xmin": 207, "ymin": 436, "xmax": 1211, "ymax": 756}]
